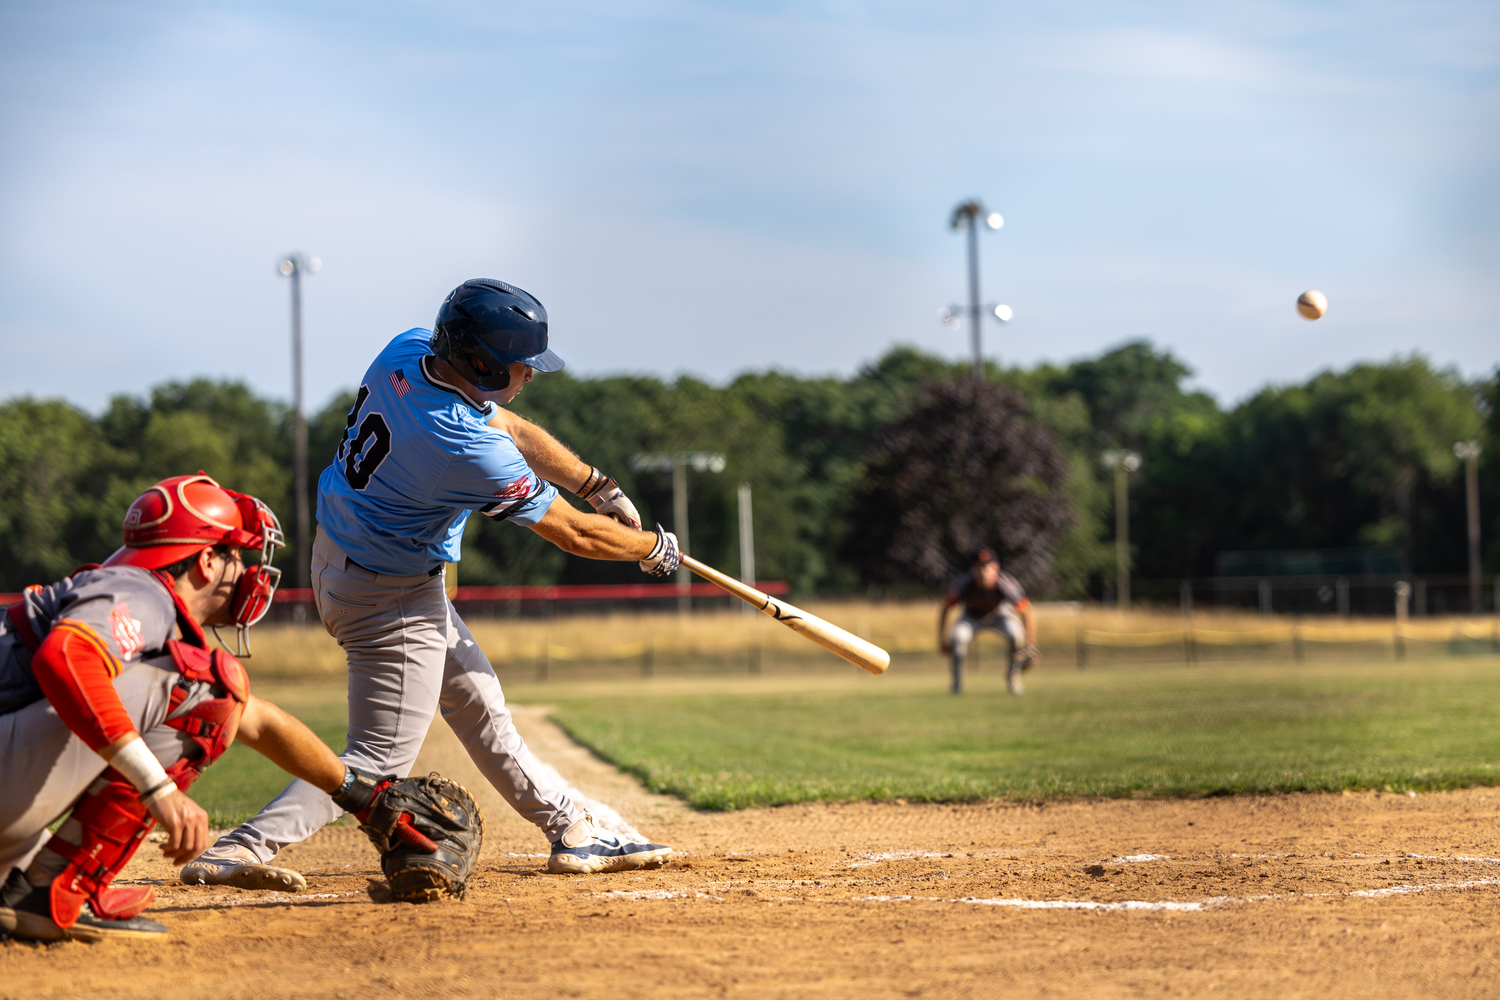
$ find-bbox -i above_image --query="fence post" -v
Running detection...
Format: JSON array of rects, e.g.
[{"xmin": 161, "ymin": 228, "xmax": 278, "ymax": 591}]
[
  {"xmin": 1258, "ymin": 579, "xmax": 1272, "ymax": 615},
  {"xmin": 1394, "ymin": 581, "xmax": 1410, "ymax": 660},
  {"xmin": 1337, "ymin": 576, "xmax": 1349, "ymax": 618},
  {"xmin": 641, "ymin": 641, "xmax": 653, "ymax": 679},
  {"xmin": 1077, "ymin": 631, "xmax": 1087, "ymax": 670},
  {"xmin": 537, "ymin": 644, "xmax": 549, "ymax": 682},
  {"xmin": 1292, "ymin": 626, "xmax": 1303, "ymax": 663}
]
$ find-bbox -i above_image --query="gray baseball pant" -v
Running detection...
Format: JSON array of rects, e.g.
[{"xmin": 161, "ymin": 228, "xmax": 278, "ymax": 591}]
[
  {"xmin": 0, "ymin": 657, "xmax": 212, "ymax": 883},
  {"xmin": 213, "ymin": 529, "xmax": 582, "ymax": 863},
  {"xmin": 949, "ymin": 611, "xmax": 1025, "ymax": 694}
]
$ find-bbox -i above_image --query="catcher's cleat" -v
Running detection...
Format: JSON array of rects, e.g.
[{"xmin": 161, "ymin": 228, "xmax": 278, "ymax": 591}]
[
  {"xmin": 181, "ymin": 845, "xmax": 307, "ymax": 892},
  {"xmin": 0, "ymin": 868, "xmax": 168, "ymax": 943},
  {"xmin": 548, "ymin": 816, "xmax": 673, "ymax": 875}
]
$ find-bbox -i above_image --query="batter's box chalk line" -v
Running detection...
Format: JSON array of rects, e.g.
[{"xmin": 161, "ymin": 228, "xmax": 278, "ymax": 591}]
[
  {"xmin": 159, "ymin": 891, "xmax": 364, "ymax": 910},
  {"xmin": 852, "ymin": 876, "xmax": 1500, "ymax": 913},
  {"xmin": 1109, "ymin": 854, "xmax": 1170, "ymax": 863},
  {"xmin": 594, "ymin": 890, "xmax": 723, "ymax": 901},
  {"xmin": 847, "ymin": 852, "xmax": 951, "ymax": 867}
]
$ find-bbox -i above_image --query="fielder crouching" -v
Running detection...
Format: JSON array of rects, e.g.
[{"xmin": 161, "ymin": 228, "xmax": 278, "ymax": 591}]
[{"xmin": 0, "ymin": 475, "xmax": 400, "ymax": 942}]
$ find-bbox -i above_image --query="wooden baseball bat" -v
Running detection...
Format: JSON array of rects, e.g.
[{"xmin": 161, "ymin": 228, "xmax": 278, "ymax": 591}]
[{"xmin": 680, "ymin": 555, "xmax": 890, "ymax": 675}]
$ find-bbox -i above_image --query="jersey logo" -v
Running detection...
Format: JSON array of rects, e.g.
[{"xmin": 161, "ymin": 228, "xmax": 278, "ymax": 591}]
[
  {"xmin": 109, "ymin": 602, "xmax": 145, "ymax": 661},
  {"xmin": 494, "ymin": 475, "xmax": 533, "ymax": 500},
  {"xmin": 388, "ymin": 369, "xmax": 412, "ymax": 398}
]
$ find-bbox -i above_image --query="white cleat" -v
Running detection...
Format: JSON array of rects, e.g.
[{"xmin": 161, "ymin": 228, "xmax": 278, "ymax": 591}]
[
  {"xmin": 548, "ymin": 815, "xmax": 673, "ymax": 875},
  {"xmin": 1007, "ymin": 666, "xmax": 1024, "ymax": 696},
  {"xmin": 181, "ymin": 845, "xmax": 307, "ymax": 892}
]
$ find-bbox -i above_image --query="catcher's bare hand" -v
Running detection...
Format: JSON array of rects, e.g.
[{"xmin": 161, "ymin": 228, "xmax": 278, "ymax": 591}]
[{"xmin": 147, "ymin": 789, "xmax": 210, "ymax": 865}]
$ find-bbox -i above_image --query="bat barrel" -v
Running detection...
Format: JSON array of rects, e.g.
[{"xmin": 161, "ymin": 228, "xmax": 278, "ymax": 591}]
[{"xmin": 680, "ymin": 556, "xmax": 890, "ymax": 675}]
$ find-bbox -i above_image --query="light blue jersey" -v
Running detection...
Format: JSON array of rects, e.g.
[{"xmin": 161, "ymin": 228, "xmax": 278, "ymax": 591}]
[{"xmin": 316, "ymin": 328, "xmax": 558, "ymax": 576}]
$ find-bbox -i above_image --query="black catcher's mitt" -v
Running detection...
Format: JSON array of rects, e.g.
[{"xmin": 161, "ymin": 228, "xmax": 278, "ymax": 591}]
[{"xmin": 354, "ymin": 772, "xmax": 485, "ymax": 903}]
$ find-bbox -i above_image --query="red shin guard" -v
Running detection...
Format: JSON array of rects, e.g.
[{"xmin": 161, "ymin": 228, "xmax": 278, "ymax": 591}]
[{"xmin": 44, "ymin": 771, "xmax": 157, "ymax": 928}]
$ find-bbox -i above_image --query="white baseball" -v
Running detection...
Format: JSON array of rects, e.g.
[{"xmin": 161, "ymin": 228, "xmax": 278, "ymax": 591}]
[{"xmin": 1297, "ymin": 289, "xmax": 1328, "ymax": 320}]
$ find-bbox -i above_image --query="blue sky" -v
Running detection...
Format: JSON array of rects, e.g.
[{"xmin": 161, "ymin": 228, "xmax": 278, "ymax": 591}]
[{"xmin": 1, "ymin": 1, "xmax": 1495, "ymax": 413}]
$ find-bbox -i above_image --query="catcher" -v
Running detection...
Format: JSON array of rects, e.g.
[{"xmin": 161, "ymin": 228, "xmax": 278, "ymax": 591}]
[{"xmin": 0, "ymin": 475, "xmax": 481, "ymax": 943}]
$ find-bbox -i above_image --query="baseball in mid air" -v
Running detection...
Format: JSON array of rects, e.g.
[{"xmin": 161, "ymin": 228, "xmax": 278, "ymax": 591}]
[{"xmin": 1297, "ymin": 289, "xmax": 1328, "ymax": 320}]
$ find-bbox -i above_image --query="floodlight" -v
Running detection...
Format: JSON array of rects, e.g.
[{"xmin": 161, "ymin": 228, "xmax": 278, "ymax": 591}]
[
  {"xmin": 993, "ymin": 304, "xmax": 1013, "ymax": 322},
  {"xmin": 986, "ymin": 212, "xmax": 1004, "ymax": 230}
]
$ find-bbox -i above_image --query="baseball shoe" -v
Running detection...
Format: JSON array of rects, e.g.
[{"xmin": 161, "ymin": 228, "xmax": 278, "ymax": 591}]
[
  {"xmin": 181, "ymin": 844, "xmax": 307, "ymax": 892},
  {"xmin": 548, "ymin": 816, "xmax": 673, "ymax": 875},
  {"xmin": 0, "ymin": 868, "xmax": 167, "ymax": 943},
  {"xmin": 1007, "ymin": 665, "xmax": 1024, "ymax": 696}
]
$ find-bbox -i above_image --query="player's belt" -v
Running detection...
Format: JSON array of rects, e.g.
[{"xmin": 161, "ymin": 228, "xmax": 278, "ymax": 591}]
[{"xmin": 343, "ymin": 555, "xmax": 442, "ymax": 579}]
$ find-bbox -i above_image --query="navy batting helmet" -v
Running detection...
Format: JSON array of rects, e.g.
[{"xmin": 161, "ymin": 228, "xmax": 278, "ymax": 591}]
[{"xmin": 430, "ymin": 278, "xmax": 565, "ymax": 390}]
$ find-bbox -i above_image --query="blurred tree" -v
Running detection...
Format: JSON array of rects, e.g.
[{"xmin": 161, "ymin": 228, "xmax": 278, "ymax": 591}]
[{"xmin": 841, "ymin": 379, "xmax": 1075, "ymax": 594}]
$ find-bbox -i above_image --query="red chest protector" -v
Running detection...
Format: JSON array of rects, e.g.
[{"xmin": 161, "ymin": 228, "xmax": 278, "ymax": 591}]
[{"xmin": 161, "ymin": 639, "xmax": 250, "ymax": 788}]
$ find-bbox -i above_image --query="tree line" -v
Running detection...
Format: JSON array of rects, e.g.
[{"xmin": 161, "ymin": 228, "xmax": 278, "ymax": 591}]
[{"xmin": 1, "ymin": 342, "xmax": 1493, "ymax": 598}]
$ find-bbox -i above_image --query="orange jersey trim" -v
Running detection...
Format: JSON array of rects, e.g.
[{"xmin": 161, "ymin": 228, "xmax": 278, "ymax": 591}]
[{"xmin": 32, "ymin": 618, "xmax": 135, "ymax": 752}]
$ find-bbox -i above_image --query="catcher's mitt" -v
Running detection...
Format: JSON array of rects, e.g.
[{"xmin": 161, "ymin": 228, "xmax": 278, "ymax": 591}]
[{"xmin": 358, "ymin": 773, "xmax": 485, "ymax": 903}]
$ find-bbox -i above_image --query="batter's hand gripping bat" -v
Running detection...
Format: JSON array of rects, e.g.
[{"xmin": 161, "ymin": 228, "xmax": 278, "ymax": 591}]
[{"xmin": 680, "ymin": 555, "xmax": 890, "ymax": 675}]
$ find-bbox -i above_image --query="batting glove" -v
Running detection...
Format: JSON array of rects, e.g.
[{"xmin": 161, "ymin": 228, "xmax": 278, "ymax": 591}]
[
  {"xmin": 577, "ymin": 467, "xmax": 641, "ymax": 529},
  {"xmin": 640, "ymin": 524, "xmax": 681, "ymax": 577}
]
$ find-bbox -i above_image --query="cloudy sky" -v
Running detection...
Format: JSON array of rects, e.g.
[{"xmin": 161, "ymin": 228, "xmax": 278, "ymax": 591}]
[{"xmin": 1, "ymin": 1, "xmax": 1495, "ymax": 414}]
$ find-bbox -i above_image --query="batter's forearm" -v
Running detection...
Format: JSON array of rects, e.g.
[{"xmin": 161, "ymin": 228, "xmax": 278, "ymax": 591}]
[
  {"xmin": 530, "ymin": 497, "xmax": 656, "ymax": 561},
  {"xmin": 489, "ymin": 409, "xmax": 590, "ymax": 492},
  {"xmin": 236, "ymin": 696, "xmax": 346, "ymax": 794}
]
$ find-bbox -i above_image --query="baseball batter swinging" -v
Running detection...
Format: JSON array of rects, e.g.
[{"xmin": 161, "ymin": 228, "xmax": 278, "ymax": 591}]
[
  {"xmin": 939, "ymin": 547, "xmax": 1040, "ymax": 696},
  {"xmin": 0, "ymin": 475, "xmax": 424, "ymax": 941},
  {"xmin": 184, "ymin": 278, "xmax": 680, "ymax": 890}
]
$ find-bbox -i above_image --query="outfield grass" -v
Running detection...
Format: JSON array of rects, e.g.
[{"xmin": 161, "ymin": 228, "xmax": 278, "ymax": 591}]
[
  {"xmin": 185, "ymin": 656, "xmax": 1500, "ymax": 823},
  {"xmin": 545, "ymin": 658, "xmax": 1500, "ymax": 810},
  {"xmin": 191, "ymin": 682, "xmax": 349, "ymax": 827}
]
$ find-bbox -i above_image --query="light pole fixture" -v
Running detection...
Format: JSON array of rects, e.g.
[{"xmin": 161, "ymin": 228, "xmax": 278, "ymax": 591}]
[
  {"xmin": 943, "ymin": 200, "xmax": 1008, "ymax": 384},
  {"xmin": 630, "ymin": 451, "xmax": 727, "ymax": 610},
  {"xmin": 277, "ymin": 252, "xmax": 321, "ymax": 594},
  {"xmin": 1100, "ymin": 449, "xmax": 1142, "ymax": 609},
  {"xmin": 1453, "ymin": 440, "xmax": 1483, "ymax": 612}
]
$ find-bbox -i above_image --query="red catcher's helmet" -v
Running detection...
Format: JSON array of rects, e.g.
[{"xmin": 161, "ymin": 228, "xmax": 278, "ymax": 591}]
[{"xmin": 103, "ymin": 474, "xmax": 285, "ymax": 650}]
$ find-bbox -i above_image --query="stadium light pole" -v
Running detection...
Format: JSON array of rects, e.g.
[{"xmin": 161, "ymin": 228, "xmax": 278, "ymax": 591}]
[
  {"xmin": 943, "ymin": 200, "xmax": 1007, "ymax": 384},
  {"xmin": 1454, "ymin": 440, "xmax": 1483, "ymax": 612},
  {"xmin": 278, "ymin": 253, "xmax": 321, "ymax": 596},
  {"xmin": 630, "ymin": 451, "xmax": 727, "ymax": 611},
  {"xmin": 737, "ymin": 483, "xmax": 755, "ymax": 616},
  {"xmin": 1101, "ymin": 449, "xmax": 1142, "ymax": 608}
]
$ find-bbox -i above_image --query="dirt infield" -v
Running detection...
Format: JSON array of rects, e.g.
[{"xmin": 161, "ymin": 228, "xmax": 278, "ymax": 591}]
[{"xmin": 4, "ymin": 711, "xmax": 1498, "ymax": 999}]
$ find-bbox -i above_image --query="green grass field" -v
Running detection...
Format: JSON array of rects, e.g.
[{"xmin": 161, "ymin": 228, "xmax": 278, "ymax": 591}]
[
  {"xmin": 190, "ymin": 657, "xmax": 1500, "ymax": 823},
  {"xmin": 191, "ymin": 682, "xmax": 350, "ymax": 827},
  {"xmin": 545, "ymin": 658, "xmax": 1500, "ymax": 810}
]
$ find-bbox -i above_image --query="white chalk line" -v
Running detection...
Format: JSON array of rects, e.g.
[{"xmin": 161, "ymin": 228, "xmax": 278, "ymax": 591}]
[
  {"xmin": 852, "ymin": 876, "xmax": 1500, "ymax": 913},
  {"xmin": 847, "ymin": 851, "xmax": 952, "ymax": 867},
  {"xmin": 160, "ymin": 890, "xmax": 366, "ymax": 910},
  {"xmin": 1110, "ymin": 854, "xmax": 1169, "ymax": 864}
]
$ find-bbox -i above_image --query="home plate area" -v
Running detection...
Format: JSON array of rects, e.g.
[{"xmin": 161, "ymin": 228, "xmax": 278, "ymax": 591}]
[{"xmin": 4, "ymin": 716, "xmax": 1499, "ymax": 999}]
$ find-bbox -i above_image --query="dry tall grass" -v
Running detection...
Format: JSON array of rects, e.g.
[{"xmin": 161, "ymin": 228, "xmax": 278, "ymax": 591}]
[{"xmin": 239, "ymin": 601, "xmax": 1492, "ymax": 682}]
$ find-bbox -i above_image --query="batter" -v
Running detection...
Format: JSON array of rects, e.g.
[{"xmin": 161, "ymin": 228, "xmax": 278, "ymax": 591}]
[{"xmin": 186, "ymin": 277, "xmax": 681, "ymax": 889}]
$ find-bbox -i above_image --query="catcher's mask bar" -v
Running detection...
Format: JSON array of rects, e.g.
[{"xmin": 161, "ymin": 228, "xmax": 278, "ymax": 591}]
[{"xmin": 212, "ymin": 491, "xmax": 285, "ymax": 657}]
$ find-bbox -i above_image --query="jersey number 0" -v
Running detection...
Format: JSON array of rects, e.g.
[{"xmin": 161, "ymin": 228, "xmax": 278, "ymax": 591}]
[{"xmin": 337, "ymin": 385, "xmax": 392, "ymax": 491}]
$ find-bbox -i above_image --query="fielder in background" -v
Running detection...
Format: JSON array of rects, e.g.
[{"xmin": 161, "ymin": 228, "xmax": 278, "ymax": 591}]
[
  {"xmin": 0, "ymin": 476, "xmax": 415, "ymax": 942},
  {"xmin": 938, "ymin": 547, "xmax": 1040, "ymax": 696},
  {"xmin": 185, "ymin": 277, "xmax": 680, "ymax": 890}
]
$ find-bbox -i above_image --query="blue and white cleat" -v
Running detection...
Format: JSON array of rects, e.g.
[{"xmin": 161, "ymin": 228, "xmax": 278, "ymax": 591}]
[{"xmin": 547, "ymin": 815, "xmax": 673, "ymax": 875}]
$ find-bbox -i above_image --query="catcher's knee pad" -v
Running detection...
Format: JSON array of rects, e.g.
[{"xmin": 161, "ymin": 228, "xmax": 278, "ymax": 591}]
[{"xmin": 44, "ymin": 772, "xmax": 158, "ymax": 929}]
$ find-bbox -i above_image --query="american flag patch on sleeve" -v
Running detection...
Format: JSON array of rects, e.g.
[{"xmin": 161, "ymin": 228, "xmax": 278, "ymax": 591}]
[{"xmin": 389, "ymin": 369, "xmax": 412, "ymax": 397}]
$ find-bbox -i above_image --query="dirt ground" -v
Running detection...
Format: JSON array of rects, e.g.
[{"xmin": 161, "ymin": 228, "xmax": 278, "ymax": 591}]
[{"xmin": 4, "ymin": 709, "xmax": 1499, "ymax": 999}]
